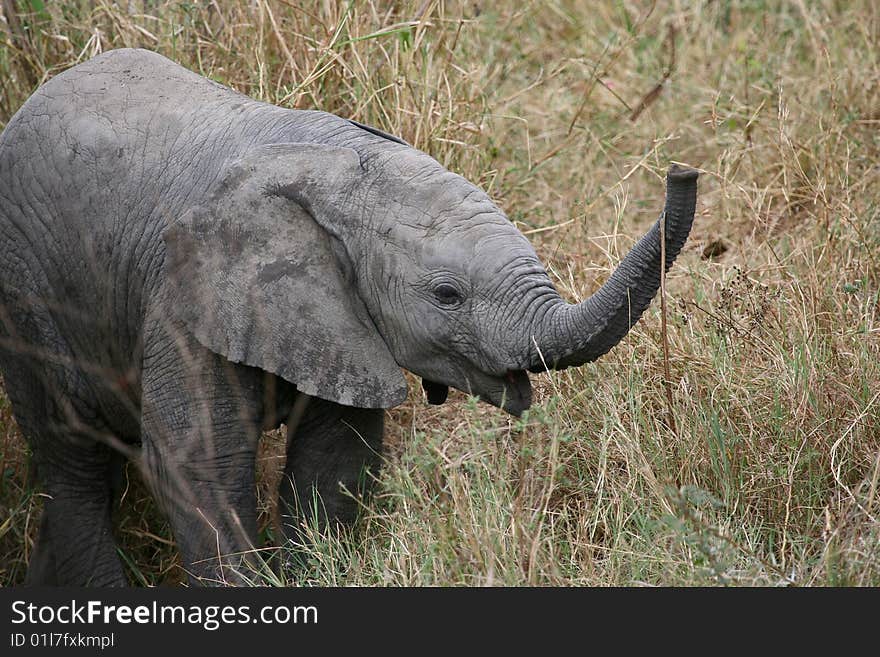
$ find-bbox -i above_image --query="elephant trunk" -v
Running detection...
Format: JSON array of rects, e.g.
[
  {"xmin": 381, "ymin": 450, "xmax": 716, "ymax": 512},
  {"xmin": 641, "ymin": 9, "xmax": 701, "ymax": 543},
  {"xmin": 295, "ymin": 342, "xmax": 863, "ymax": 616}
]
[{"xmin": 527, "ymin": 165, "xmax": 698, "ymax": 371}]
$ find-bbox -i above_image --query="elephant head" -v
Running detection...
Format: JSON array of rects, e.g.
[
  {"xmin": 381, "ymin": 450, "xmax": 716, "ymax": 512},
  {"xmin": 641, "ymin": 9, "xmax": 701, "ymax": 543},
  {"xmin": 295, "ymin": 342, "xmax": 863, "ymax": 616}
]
[{"xmin": 163, "ymin": 119, "xmax": 698, "ymax": 416}]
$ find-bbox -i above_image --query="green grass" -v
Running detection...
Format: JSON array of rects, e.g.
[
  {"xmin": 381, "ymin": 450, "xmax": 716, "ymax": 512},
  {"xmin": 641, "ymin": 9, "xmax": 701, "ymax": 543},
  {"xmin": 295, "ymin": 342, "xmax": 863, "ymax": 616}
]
[{"xmin": 1, "ymin": 0, "xmax": 878, "ymax": 586}]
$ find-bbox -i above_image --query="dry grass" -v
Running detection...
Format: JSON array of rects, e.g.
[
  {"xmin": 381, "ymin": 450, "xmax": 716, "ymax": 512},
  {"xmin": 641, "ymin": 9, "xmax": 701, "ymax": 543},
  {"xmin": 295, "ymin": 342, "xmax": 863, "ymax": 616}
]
[{"xmin": 1, "ymin": 0, "xmax": 878, "ymax": 586}]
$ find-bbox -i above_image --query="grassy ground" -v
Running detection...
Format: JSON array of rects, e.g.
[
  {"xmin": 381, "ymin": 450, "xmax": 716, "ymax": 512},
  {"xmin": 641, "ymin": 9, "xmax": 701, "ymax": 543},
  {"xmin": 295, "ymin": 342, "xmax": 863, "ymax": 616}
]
[{"xmin": 1, "ymin": 0, "xmax": 878, "ymax": 586}]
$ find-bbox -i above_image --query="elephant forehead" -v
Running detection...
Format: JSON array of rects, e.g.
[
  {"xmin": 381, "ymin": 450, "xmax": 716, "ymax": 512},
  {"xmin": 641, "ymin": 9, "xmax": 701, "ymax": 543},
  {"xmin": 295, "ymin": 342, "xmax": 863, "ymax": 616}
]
[
  {"xmin": 373, "ymin": 188, "xmax": 512, "ymax": 251},
  {"xmin": 376, "ymin": 185, "xmax": 499, "ymax": 228},
  {"xmin": 378, "ymin": 152, "xmax": 500, "ymax": 218},
  {"xmin": 388, "ymin": 219, "xmax": 537, "ymax": 277}
]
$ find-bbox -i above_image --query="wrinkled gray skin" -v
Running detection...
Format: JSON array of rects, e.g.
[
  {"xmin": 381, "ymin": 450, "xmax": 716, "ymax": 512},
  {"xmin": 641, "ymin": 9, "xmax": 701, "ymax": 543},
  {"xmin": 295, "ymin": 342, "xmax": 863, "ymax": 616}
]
[{"xmin": 0, "ymin": 49, "xmax": 698, "ymax": 586}]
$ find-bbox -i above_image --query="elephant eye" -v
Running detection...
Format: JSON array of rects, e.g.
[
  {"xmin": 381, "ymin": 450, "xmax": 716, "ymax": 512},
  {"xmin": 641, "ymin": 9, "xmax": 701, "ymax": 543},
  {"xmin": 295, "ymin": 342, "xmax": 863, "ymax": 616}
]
[{"xmin": 433, "ymin": 283, "xmax": 463, "ymax": 307}]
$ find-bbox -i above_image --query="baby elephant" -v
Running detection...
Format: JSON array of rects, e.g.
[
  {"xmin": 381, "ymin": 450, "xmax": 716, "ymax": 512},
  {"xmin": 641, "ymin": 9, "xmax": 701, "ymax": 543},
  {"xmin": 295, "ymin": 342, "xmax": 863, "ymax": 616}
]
[{"xmin": 0, "ymin": 49, "xmax": 697, "ymax": 585}]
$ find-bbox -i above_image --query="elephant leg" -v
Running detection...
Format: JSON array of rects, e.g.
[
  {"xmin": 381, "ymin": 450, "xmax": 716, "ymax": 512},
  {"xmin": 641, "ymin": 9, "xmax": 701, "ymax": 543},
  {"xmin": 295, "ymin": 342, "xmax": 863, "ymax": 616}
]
[
  {"xmin": 24, "ymin": 505, "xmax": 57, "ymax": 585},
  {"xmin": 140, "ymin": 334, "xmax": 264, "ymax": 586},
  {"xmin": 279, "ymin": 398, "xmax": 384, "ymax": 551},
  {"xmin": 32, "ymin": 443, "xmax": 127, "ymax": 586},
  {"xmin": 0, "ymin": 354, "xmax": 127, "ymax": 586}
]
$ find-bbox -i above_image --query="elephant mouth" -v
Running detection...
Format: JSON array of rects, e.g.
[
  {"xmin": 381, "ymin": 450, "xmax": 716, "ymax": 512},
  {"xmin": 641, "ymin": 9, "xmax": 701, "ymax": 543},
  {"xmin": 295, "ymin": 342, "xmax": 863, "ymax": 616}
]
[
  {"xmin": 422, "ymin": 378, "xmax": 449, "ymax": 404},
  {"xmin": 421, "ymin": 369, "xmax": 532, "ymax": 417},
  {"xmin": 479, "ymin": 369, "xmax": 532, "ymax": 417}
]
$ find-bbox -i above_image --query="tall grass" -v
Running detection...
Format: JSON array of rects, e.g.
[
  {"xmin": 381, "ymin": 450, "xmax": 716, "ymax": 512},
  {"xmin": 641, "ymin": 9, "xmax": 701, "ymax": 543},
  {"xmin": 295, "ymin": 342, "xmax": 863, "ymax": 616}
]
[{"xmin": 1, "ymin": 0, "xmax": 878, "ymax": 585}]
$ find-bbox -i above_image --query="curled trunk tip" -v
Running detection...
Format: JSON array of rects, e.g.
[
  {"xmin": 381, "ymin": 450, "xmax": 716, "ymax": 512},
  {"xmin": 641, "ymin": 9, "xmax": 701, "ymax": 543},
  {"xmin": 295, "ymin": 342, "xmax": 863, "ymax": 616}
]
[{"xmin": 667, "ymin": 164, "xmax": 699, "ymax": 182}]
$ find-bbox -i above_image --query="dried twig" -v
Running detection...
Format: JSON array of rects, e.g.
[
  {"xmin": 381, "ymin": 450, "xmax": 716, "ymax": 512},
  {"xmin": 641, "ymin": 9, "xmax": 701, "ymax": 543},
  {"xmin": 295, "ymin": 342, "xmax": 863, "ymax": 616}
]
[{"xmin": 629, "ymin": 24, "xmax": 676, "ymax": 122}]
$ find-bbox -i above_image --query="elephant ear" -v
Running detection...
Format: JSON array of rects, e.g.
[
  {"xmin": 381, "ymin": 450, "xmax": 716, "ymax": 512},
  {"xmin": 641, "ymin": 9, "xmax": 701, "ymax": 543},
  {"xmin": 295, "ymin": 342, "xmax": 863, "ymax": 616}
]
[{"xmin": 162, "ymin": 143, "xmax": 408, "ymax": 409}]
